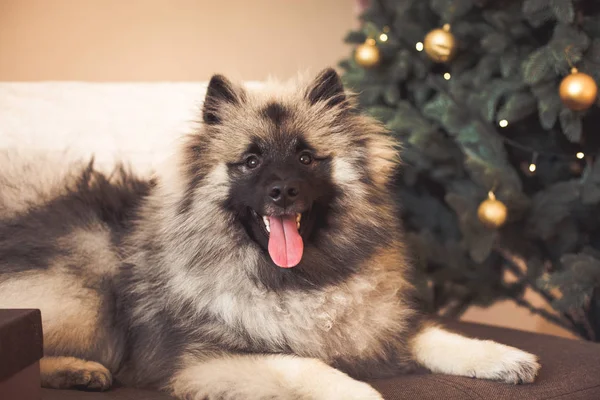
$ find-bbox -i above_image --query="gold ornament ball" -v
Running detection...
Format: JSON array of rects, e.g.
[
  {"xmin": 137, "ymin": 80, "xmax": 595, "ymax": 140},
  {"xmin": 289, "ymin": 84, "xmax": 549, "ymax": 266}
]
[
  {"xmin": 477, "ymin": 196, "xmax": 508, "ymax": 229},
  {"xmin": 355, "ymin": 39, "xmax": 381, "ymax": 68},
  {"xmin": 559, "ymin": 68, "xmax": 598, "ymax": 111},
  {"xmin": 424, "ymin": 24, "xmax": 457, "ymax": 63}
]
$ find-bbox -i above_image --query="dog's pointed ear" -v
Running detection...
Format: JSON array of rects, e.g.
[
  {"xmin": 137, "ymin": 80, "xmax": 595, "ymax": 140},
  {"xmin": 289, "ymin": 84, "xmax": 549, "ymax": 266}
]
[
  {"xmin": 306, "ymin": 68, "xmax": 347, "ymax": 109},
  {"xmin": 202, "ymin": 74, "xmax": 245, "ymax": 125}
]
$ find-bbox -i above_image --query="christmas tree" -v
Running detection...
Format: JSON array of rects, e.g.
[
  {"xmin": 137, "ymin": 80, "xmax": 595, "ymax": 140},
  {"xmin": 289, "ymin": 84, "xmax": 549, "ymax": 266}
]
[{"xmin": 340, "ymin": 0, "xmax": 600, "ymax": 341}]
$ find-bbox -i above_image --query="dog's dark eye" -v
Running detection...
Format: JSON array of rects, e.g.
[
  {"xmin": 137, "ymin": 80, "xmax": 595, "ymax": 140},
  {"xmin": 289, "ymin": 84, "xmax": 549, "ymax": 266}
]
[
  {"xmin": 246, "ymin": 155, "xmax": 260, "ymax": 169},
  {"xmin": 299, "ymin": 153, "xmax": 313, "ymax": 165}
]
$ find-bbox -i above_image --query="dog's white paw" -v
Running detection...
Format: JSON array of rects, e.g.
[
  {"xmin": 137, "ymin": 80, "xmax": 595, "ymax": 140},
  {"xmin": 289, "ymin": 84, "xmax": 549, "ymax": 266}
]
[
  {"xmin": 297, "ymin": 359, "xmax": 383, "ymax": 400},
  {"xmin": 328, "ymin": 380, "xmax": 383, "ymax": 400},
  {"xmin": 171, "ymin": 354, "xmax": 382, "ymax": 400},
  {"xmin": 413, "ymin": 326, "xmax": 540, "ymax": 385},
  {"xmin": 312, "ymin": 372, "xmax": 383, "ymax": 400},
  {"xmin": 468, "ymin": 341, "xmax": 540, "ymax": 384}
]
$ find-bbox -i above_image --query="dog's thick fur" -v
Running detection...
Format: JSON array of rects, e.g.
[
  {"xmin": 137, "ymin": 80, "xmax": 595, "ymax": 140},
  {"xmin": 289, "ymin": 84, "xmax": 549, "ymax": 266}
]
[{"xmin": 0, "ymin": 69, "xmax": 540, "ymax": 399}]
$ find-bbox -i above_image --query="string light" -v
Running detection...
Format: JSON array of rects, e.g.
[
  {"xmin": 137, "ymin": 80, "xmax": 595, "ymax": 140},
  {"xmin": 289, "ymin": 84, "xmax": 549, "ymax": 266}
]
[
  {"xmin": 499, "ymin": 135, "xmax": 596, "ymax": 162},
  {"xmin": 380, "ymin": 25, "xmax": 390, "ymax": 42},
  {"xmin": 426, "ymin": 61, "xmax": 594, "ymax": 166},
  {"xmin": 529, "ymin": 164, "xmax": 537, "ymax": 172},
  {"xmin": 529, "ymin": 153, "xmax": 538, "ymax": 173},
  {"xmin": 367, "ymin": 26, "xmax": 595, "ymax": 177}
]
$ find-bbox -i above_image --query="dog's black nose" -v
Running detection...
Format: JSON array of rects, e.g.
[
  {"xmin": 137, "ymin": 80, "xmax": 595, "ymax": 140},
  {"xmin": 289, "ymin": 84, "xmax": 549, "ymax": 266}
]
[{"xmin": 268, "ymin": 180, "xmax": 301, "ymax": 207}]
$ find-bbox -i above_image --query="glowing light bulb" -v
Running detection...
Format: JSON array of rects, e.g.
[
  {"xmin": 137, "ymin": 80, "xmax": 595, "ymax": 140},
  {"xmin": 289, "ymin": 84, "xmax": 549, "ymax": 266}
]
[
  {"xmin": 379, "ymin": 33, "xmax": 388, "ymax": 42},
  {"xmin": 529, "ymin": 163, "xmax": 537, "ymax": 172},
  {"xmin": 499, "ymin": 119, "xmax": 508, "ymax": 128},
  {"xmin": 576, "ymin": 152, "xmax": 584, "ymax": 159},
  {"xmin": 416, "ymin": 42, "xmax": 424, "ymax": 51},
  {"xmin": 443, "ymin": 72, "xmax": 451, "ymax": 80}
]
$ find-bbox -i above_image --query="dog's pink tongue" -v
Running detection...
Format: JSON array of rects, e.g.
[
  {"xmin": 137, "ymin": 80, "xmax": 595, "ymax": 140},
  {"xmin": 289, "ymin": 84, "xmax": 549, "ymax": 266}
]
[{"xmin": 268, "ymin": 215, "xmax": 303, "ymax": 268}]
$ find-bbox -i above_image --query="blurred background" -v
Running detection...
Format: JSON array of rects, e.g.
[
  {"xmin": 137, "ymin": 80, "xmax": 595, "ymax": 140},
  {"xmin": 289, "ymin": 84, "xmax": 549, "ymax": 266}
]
[
  {"xmin": 0, "ymin": 0, "xmax": 579, "ymax": 339},
  {"xmin": 0, "ymin": 0, "xmax": 356, "ymax": 81}
]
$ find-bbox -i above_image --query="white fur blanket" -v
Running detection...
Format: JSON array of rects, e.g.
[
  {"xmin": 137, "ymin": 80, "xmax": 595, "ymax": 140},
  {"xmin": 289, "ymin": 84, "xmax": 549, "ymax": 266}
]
[{"xmin": 0, "ymin": 82, "xmax": 261, "ymax": 174}]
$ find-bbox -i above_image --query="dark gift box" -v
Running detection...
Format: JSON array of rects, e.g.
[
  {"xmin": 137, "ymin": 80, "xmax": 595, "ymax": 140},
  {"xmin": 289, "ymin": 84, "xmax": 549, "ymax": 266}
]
[{"xmin": 0, "ymin": 309, "xmax": 43, "ymax": 400}]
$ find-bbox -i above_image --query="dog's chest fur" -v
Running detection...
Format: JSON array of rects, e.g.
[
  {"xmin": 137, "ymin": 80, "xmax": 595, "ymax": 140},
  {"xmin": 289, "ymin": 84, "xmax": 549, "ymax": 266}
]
[{"xmin": 203, "ymin": 269, "xmax": 410, "ymax": 363}]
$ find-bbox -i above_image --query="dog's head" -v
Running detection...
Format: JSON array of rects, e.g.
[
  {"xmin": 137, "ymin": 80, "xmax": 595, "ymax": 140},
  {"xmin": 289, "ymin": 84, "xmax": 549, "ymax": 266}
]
[{"xmin": 180, "ymin": 68, "xmax": 400, "ymax": 286}]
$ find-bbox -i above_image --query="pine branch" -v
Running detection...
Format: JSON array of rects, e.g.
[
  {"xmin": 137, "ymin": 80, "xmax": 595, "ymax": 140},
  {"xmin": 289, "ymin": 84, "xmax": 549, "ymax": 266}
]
[
  {"xmin": 502, "ymin": 255, "xmax": 557, "ymax": 303},
  {"xmin": 587, "ymin": 288, "xmax": 600, "ymax": 341},
  {"xmin": 512, "ymin": 297, "xmax": 575, "ymax": 333},
  {"xmin": 498, "ymin": 248, "xmax": 583, "ymax": 330},
  {"xmin": 502, "ymin": 251, "xmax": 589, "ymax": 339},
  {"xmin": 574, "ymin": 303, "xmax": 597, "ymax": 341},
  {"xmin": 373, "ymin": 0, "xmax": 396, "ymax": 28},
  {"xmin": 440, "ymin": 296, "xmax": 474, "ymax": 318},
  {"xmin": 425, "ymin": 69, "xmax": 596, "ymax": 340}
]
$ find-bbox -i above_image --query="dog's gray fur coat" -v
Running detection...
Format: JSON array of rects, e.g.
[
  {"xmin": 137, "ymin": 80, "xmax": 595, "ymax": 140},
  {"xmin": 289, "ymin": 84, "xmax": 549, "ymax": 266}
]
[{"xmin": 0, "ymin": 69, "xmax": 539, "ymax": 399}]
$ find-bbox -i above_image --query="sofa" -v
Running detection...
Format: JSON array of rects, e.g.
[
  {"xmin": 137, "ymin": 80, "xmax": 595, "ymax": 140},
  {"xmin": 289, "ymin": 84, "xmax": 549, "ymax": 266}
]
[
  {"xmin": 1, "ymin": 83, "xmax": 600, "ymax": 399},
  {"xmin": 2, "ymin": 309, "xmax": 600, "ymax": 400}
]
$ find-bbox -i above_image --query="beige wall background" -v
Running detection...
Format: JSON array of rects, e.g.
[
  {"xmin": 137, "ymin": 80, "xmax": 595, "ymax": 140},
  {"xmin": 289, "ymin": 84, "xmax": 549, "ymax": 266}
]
[
  {"xmin": 0, "ymin": 0, "xmax": 358, "ymax": 81},
  {"xmin": 0, "ymin": 0, "xmax": 576, "ymax": 340}
]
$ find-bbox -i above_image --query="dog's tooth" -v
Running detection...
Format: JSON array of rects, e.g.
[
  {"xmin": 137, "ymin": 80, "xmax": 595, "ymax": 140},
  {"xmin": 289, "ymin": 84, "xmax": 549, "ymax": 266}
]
[
  {"xmin": 296, "ymin": 213, "xmax": 301, "ymax": 223},
  {"xmin": 262, "ymin": 216, "xmax": 271, "ymax": 233},
  {"xmin": 296, "ymin": 221, "xmax": 300, "ymax": 230}
]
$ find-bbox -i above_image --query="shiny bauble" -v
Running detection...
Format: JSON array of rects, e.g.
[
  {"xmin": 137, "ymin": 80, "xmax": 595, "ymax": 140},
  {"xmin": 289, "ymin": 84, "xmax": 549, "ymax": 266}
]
[
  {"xmin": 477, "ymin": 194, "xmax": 508, "ymax": 229},
  {"xmin": 424, "ymin": 24, "xmax": 457, "ymax": 63},
  {"xmin": 559, "ymin": 68, "xmax": 598, "ymax": 111},
  {"xmin": 355, "ymin": 38, "xmax": 381, "ymax": 68}
]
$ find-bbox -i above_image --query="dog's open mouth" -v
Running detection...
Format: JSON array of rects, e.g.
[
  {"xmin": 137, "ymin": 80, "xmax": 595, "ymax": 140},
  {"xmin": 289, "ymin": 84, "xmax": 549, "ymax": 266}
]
[
  {"xmin": 260, "ymin": 213, "xmax": 302, "ymax": 233},
  {"xmin": 251, "ymin": 210, "xmax": 305, "ymax": 269}
]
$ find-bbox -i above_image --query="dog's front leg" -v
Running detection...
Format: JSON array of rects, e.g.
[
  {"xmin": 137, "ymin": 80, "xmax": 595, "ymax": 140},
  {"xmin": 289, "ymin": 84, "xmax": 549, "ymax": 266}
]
[
  {"xmin": 410, "ymin": 323, "xmax": 541, "ymax": 384},
  {"xmin": 166, "ymin": 353, "xmax": 382, "ymax": 400}
]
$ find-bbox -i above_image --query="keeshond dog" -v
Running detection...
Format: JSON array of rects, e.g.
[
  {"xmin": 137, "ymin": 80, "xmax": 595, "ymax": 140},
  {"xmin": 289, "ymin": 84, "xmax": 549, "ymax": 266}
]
[{"xmin": 0, "ymin": 69, "xmax": 540, "ymax": 399}]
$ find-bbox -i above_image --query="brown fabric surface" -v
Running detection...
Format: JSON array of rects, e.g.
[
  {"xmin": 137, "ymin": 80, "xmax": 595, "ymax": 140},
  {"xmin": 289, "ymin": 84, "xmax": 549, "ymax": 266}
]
[
  {"xmin": 369, "ymin": 319, "xmax": 600, "ymax": 400},
  {"xmin": 40, "ymin": 320, "xmax": 600, "ymax": 400},
  {"xmin": 0, "ymin": 361, "xmax": 42, "ymax": 400},
  {"xmin": 0, "ymin": 309, "xmax": 44, "ymax": 382},
  {"xmin": 43, "ymin": 387, "xmax": 175, "ymax": 400}
]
